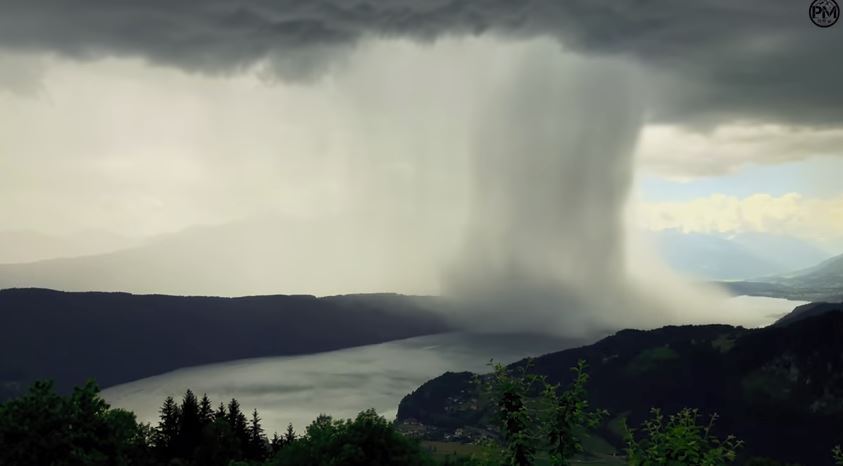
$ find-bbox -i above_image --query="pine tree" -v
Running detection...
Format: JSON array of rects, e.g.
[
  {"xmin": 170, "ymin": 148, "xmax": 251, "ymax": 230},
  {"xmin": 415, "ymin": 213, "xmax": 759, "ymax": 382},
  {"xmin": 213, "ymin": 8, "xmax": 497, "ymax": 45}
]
[
  {"xmin": 283, "ymin": 422, "xmax": 296, "ymax": 446},
  {"xmin": 198, "ymin": 393, "xmax": 213, "ymax": 426},
  {"xmin": 270, "ymin": 432, "xmax": 283, "ymax": 454},
  {"xmin": 214, "ymin": 402, "xmax": 227, "ymax": 421},
  {"xmin": 196, "ymin": 400, "xmax": 240, "ymax": 466},
  {"xmin": 227, "ymin": 398, "xmax": 249, "ymax": 455},
  {"xmin": 176, "ymin": 389, "xmax": 201, "ymax": 458},
  {"xmin": 246, "ymin": 408, "xmax": 267, "ymax": 460},
  {"xmin": 155, "ymin": 396, "xmax": 180, "ymax": 458}
]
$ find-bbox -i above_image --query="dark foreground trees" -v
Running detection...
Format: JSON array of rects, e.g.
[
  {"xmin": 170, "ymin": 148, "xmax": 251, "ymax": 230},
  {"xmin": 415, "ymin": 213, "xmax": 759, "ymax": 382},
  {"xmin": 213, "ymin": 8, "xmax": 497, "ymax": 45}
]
[
  {"xmin": 2, "ymin": 367, "xmax": 826, "ymax": 466},
  {"xmin": 475, "ymin": 359, "xmax": 748, "ymax": 466},
  {"xmin": 0, "ymin": 380, "xmax": 152, "ymax": 466},
  {"xmin": 0, "ymin": 381, "xmax": 271, "ymax": 466},
  {"xmin": 267, "ymin": 409, "xmax": 432, "ymax": 466},
  {"xmin": 0, "ymin": 380, "xmax": 434, "ymax": 466},
  {"xmin": 151, "ymin": 390, "xmax": 268, "ymax": 465}
]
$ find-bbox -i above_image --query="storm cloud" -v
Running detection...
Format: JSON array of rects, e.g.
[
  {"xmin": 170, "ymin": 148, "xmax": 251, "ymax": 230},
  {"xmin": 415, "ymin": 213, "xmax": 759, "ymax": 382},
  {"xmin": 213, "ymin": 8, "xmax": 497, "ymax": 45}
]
[
  {"xmin": 0, "ymin": 2, "xmax": 839, "ymax": 335},
  {"xmin": 0, "ymin": 0, "xmax": 841, "ymax": 125}
]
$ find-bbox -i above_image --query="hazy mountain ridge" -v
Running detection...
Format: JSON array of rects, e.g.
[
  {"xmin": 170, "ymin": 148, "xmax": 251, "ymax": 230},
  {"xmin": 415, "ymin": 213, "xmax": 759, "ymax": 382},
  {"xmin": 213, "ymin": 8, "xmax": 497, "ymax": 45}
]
[
  {"xmin": 0, "ymin": 288, "xmax": 452, "ymax": 401},
  {"xmin": 0, "ymin": 217, "xmax": 446, "ymax": 297},
  {"xmin": 723, "ymin": 252, "xmax": 843, "ymax": 302},
  {"xmin": 396, "ymin": 309, "xmax": 843, "ymax": 464},
  {"xmin": 2, "ymin": 221, "xmax": 834, "ymax": 298},
  {"xmin": 0, "ymin": 230, "xmax": 140, "ymax": 264},
  {"xmin": 651, "ymin": 230, "xmax": 831, "ymax": 280}
]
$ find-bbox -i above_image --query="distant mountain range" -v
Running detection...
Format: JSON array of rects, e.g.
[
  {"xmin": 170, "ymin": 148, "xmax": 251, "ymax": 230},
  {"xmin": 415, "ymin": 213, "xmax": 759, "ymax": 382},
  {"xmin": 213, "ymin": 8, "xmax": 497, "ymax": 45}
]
[
  {"xmin": 396, "ymin": 305, "xmax": 843, "ymax": 465},
  {"xmin": 650, "ymin": 230, "xmax": 832, "ymax": 281},
  {"xmin": 0, "ymin": 224, "xmax": 836, "ymax": 296},
  {"xmin": 723, "ymin": 252, "xmax": 843, "ymax": 302},
  {"xmin": 0, "ymin": 217, "xmax": 443, "ymax": 296},
  {"xmin": 649, "ymin": 230, "xmax": 843, "ymax": 302},
  {"xmin": 0, "ymin": 288, "xmax": 451, "ymax": 401},
  {"xmin": 0, "ymin": 230, "xmax": 139, "ymax": 264}
]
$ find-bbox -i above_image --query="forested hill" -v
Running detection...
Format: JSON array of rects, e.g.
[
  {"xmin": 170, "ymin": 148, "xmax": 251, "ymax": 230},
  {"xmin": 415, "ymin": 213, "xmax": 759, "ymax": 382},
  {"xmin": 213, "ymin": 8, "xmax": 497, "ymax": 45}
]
[
  {"xmin": 0, "ymin": 288, "xmax": 451, "ymax": 400},
  {"xmin": 773, "ymin": 301, "xmax": 843, "ymax": 326},
  {"xmin": 396, "ymin": 310, "xmax": 843, "ymax": 465}
]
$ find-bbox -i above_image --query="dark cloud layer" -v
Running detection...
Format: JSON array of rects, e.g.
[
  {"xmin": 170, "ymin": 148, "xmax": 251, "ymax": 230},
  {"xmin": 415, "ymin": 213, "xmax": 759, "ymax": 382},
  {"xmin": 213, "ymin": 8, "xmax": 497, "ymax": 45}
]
[{"xmin": 0, "ymin": 0, "xmax": 841, "ymax": 124}]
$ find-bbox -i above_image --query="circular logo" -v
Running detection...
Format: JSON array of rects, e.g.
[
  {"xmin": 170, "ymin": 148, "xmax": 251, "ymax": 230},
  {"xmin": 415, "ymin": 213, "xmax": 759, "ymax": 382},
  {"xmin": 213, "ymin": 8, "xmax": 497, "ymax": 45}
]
[{"xmin": 810, "ymin": 0, "xmax": 839, "ymax": 27}]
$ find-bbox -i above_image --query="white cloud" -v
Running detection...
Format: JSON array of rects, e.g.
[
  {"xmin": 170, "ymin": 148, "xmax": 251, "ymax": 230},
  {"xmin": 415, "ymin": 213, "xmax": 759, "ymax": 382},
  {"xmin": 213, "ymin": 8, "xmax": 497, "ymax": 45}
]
[
  {"xmin": 635, "ymin": 124, "xmax": 843, "ymax": 179},
  {"xmin": 634, "ymin": 192, "xmax": 843, "ymax": 248}
]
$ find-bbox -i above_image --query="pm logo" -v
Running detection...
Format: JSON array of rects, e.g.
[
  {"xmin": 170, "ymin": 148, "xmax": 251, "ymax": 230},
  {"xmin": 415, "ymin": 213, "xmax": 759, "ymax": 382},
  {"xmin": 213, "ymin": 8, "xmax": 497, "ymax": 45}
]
[{"xmin": 810, "ymin": 0, "xmax": 839, "ymax": 27}]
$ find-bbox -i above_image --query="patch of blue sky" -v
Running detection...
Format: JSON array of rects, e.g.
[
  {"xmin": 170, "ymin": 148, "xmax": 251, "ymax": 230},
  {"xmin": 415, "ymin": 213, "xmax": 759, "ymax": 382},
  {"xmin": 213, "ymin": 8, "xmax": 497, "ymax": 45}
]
[{"xmin": 637, "ymin": 155, "xmax": 843, "ymax": 202}]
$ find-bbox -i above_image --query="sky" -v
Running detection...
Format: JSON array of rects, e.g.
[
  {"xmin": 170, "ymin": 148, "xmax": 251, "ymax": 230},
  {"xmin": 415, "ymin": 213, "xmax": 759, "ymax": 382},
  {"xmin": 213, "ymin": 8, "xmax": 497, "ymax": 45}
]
[
  {"xmin": 634, "ymin": 154, "xmax": 843, "ymax": 251},
  {"xmin": 0, "ymin": 1, "xmax": 842, "ymax": 320},
  {"xmin": 1, "ymin": 2, "xmax": 841, "ymax": 246}
]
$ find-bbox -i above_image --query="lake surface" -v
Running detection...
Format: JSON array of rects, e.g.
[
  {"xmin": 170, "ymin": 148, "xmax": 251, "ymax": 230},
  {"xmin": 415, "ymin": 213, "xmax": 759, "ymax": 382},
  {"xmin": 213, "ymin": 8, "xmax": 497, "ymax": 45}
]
[
  {"xmin": 103, "ymin": 296, "xmax": 806, "ymax": 434},
  {"xmin": 103, "ymin": 332, "xmax": 584, "ymax": 433}
]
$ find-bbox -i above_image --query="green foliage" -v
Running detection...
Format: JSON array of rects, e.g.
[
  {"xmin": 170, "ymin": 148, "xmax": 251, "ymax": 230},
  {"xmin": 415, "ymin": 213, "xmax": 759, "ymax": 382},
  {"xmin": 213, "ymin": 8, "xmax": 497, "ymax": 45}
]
[
  {"xmin": 626, "ymin": 347, "xmax": 680, "ymax": 375},
  {"xmin": 3, "ymin": 378, "xmax": 556, "ymax": 466},
  {"xmin": 0, "ymin": 368, "xmax": 767, "ymax": 466},
  {"xmin": 0, "ymin": 378, "xmax": 465, "ymax": 466},
  {"xmin": 478, "ymin": 359, "xmax": 605, "ymax": 466},
  {"xmin": 543, "ymin": 360, "xmax": 608, "ymax": 466},
  {"xmin": 0, "ymin": 380, "xmax": 151, "ymax": 466},
  {"xmin": 623, "ymin": 408, "xmax": 742, "ymax": 466},
  {"xmin": 0, "ymin": 380, "xmax": 276, "ymax": 466},
  {"xmin": 481, "ymin": 361, "xmax": 542, "ymax": 466},
  {"xmin": 833, "ymin": 445, "xmax": 843, "ymax": 466},
  {"xmin": 435, "ymin": 450, "xmax": 499, "ymax": 466},
  {"xmin": 269, "ymin": 409, "xmax": 433, "ymax": 466}
]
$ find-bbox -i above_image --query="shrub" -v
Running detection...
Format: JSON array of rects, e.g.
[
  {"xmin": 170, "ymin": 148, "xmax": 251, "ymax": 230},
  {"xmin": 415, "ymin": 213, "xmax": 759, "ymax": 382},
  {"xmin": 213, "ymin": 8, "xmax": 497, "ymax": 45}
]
[
  {"xmin": 623, "ymin": 408, "xmax": 742, "ymax": 466},
  {"xmin": 479, "ymin": 359, "xmax": 605, "ymax": 466},
  {"xmin": 269, "ymin": 409, "xmax": 433, "ymax": 466}
]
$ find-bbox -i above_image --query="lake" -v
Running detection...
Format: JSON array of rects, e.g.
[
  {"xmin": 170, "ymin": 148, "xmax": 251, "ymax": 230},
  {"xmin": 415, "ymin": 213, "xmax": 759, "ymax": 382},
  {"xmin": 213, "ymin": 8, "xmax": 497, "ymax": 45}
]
[{"xmin": 102, "ymin": 296, "xmax": 805, "ymax": 434}]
